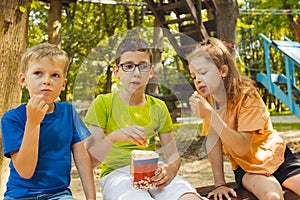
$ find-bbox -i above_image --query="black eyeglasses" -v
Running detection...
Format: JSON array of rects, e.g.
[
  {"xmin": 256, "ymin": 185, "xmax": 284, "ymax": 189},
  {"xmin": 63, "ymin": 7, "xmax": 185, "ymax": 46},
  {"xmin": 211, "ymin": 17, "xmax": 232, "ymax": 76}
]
[{"xmin": 118, "ymin": 63, "xmax": 153, "ymax": 72}]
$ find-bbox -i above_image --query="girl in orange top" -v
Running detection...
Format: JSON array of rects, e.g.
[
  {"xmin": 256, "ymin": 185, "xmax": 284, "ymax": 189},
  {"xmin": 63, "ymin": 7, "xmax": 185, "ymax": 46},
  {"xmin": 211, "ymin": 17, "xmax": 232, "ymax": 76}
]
[{"xmin": 189, "ymin": 37, "xmax": 300, "ymax": 200}]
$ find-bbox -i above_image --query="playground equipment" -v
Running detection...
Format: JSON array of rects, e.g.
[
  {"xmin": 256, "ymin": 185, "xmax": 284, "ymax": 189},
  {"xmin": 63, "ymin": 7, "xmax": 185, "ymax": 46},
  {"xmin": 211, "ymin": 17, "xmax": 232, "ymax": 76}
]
[
  {"xmin": 256, "ymin": 33, "xmax": 300, "ymax": 118},
  {"xmin": 145, "ymin": 0, "xmax": 217, "ymax": 70}
]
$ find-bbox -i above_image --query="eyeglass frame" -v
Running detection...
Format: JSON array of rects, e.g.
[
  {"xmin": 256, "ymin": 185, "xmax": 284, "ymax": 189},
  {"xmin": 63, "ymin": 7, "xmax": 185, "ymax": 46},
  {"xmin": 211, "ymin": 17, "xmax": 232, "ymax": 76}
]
[{"xmin": 117, "ymin": 63, "xmax": 153, "ymax": 72}]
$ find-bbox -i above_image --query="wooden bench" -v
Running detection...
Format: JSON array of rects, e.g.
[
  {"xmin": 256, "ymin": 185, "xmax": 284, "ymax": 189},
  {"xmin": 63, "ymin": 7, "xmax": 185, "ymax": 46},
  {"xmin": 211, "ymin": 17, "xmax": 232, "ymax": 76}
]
[{"xmin": 196, "ymin": 182, "xmax": 300, "ymax": 200}]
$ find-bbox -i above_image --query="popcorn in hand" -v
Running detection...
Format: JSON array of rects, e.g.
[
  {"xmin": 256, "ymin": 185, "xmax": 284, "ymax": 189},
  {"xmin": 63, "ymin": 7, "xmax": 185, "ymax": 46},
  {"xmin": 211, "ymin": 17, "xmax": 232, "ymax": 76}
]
[{"xmin": 131, "ymin": 150, "xmax": 159, "ymax": 190}]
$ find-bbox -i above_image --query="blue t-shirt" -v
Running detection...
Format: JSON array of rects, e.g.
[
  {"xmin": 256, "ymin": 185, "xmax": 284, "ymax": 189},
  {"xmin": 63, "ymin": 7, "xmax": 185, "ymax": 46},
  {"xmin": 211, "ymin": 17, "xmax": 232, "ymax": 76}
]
[{"xmin": 1, "ymin": 102, "xmax": 90, "ymax": 198}]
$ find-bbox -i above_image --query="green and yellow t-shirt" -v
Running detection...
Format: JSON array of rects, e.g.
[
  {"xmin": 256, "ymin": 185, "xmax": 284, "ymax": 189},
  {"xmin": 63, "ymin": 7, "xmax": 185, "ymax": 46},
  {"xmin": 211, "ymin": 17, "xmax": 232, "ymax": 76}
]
[{"xmin": 84, "ymin": 92, "xmax": 172, "ymax": 177}]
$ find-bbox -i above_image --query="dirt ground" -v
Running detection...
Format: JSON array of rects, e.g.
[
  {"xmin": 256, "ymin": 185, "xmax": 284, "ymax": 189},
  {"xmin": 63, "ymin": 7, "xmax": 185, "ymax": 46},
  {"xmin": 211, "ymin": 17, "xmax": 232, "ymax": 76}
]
[{"xmin": 70, "ymin": 130, "xmax": 300, "ymax": 200}]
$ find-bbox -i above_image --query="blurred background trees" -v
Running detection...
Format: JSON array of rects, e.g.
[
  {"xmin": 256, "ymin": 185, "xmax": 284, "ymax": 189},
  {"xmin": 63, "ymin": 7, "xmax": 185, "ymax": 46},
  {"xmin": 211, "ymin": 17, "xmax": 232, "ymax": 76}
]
[
  {"xmin": 1, "ymin": 0, "xmax": 299, "ymax": 195},
  {"xmin": 10, "ymin": 0, "xmax": 300, "ymax": 108}
]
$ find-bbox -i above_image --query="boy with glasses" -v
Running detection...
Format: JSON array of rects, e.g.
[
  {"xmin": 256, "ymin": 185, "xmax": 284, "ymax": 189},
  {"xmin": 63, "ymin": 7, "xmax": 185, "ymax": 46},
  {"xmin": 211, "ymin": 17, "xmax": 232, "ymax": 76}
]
[{"xmin": 84, "ymin": 37, "xmax": 205, "ymax": 200}]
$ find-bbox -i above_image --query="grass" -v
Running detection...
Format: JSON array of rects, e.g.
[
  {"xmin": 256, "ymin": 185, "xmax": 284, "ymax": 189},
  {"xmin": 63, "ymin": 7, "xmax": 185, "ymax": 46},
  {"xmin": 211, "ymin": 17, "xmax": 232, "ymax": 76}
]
[
  {"xmin": 273, "ymin": 123, "xmax": 300, "ymax": 132},
  {"xmin": 269, "ymin": 110, "xmax": 293, "ymax": 116},
  {"xmin": 173, "ymin": 121, "xmax": 300, "ymax": 136}
]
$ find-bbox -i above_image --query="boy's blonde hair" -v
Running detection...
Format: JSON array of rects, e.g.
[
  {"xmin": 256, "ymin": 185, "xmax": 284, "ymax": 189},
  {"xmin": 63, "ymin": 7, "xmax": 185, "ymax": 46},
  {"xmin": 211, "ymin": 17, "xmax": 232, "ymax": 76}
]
[
  {"xmin": 188, "ymin": 37, "xmax": 259, "ymax": 105},
  {"xmin": 21, "ymin": 43, "xmax": 70, "ymax": 76},
  {"xmin": 115, "ymin": 37, "xmax": 153, "ymax": 65}
]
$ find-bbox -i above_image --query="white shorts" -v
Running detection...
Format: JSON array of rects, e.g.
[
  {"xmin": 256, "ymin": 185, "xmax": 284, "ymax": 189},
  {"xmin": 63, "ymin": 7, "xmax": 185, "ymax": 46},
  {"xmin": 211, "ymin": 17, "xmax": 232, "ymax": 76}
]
[{"xmin": 100, "ymin": 165, "xmax": 206, "ymax": 200}]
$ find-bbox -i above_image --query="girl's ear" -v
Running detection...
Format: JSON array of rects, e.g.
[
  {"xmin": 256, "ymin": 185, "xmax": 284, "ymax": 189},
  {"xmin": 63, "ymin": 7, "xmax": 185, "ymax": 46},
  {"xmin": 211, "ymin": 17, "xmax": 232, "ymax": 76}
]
[
  {"xmin": 220, "ymin": 65, "xmax": 228, "ymax": 78},
  {"xmin": 113, "ymin": 65, "xmax": 120, "ymax": 78}
]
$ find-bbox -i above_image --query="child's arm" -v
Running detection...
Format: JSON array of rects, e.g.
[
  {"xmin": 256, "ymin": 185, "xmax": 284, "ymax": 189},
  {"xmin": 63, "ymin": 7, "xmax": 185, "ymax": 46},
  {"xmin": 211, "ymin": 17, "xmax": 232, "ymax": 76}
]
[
  {"xmin": 206, "ymin": 135, "xmax": 237, "ymax": 199},
  {"xmin": 190, "ymin": 93, "xmax": 254, "ymax": 157},
  {"xmin": 11, "ymin": 94, "xmax": 48, "ymax": 179},
  {"xmin": 85, "ymin": 125, "xmax": 110, "ymax": 168},
  {"xmin": 87, "ymin": 125, "xmax": 147, "ymax": 167},
  {"xmin": 151, "ymin": 132, "xmax": 180, "ymax": 188},
  {"xmin": 72, "ymin": 141, "xmax": 96, "ymax": 200}
]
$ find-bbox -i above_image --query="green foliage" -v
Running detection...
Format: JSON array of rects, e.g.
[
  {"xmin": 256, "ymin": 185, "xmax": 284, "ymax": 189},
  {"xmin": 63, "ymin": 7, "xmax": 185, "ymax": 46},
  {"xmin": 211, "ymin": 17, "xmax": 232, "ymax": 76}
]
[
  {"xmin": 28, "ymin": 1, "xmax": 48, "ymax": 45},
  {"xmin": 237, "ymin": 0, "xmax": 300, "ymax": 110},
  {"xmin": 21, "ymin": 88, "xmax": 30, "ymax": 103},
  {"xmin": 19, "ymin": 6, "xmax": 27, "ymax": 13},
  {"xmin": 237, "ymin": 0, "xmax": 299, "ymax": 69},
  {"xmin": 25, "ymin": 0, "xmax": 199, "ymax": 106},
  {"xmin": 25, "ymin": 0, "xmax": 299, "ymax": 112},
  {"xmin": 26, "ymin": 0, "xmax": 156, "ymax": 103}
]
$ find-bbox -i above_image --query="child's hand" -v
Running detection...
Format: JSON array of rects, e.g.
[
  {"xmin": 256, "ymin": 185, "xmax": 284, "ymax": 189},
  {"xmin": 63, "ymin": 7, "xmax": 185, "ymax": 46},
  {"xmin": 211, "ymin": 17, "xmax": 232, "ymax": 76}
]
[
  {"xmin": 189, "ymin": 92, "xmax": 212, "ymax": 119},
  {"xmin": 151, "ymin": 164, "xmax": 177, "ymax": 188},
  {"xmin": 26, "ymin": 94, "xmax": 49, "ymax": 125},
  {"xmin": 111, "ymin": 125, "xmax": 147, "ymax": 146},
  {"xmin": 207, "ymin": 185, "xmax": 237, "ymax": 200}
]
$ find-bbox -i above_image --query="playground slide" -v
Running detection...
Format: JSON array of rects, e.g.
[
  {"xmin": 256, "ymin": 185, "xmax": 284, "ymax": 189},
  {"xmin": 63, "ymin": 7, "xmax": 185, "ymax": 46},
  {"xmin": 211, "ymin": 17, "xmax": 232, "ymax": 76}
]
[{"xmin": 256, "ymin": 34, "xmax": 300, "ymax": 118}]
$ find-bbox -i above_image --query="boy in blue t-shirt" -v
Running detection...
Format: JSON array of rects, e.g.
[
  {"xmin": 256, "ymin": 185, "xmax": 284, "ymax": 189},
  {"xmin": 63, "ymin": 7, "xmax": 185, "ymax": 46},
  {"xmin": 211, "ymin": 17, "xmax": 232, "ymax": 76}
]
[{"xmin": 1, "ymin": 43, "xmax": 96, "ymax": 199}]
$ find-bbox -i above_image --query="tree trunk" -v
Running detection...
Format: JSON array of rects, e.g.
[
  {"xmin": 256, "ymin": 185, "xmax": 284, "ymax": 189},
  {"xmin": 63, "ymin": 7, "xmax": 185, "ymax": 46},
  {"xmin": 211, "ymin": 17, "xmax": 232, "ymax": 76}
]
[
  {"xmin": 283, "ymin": 0, "xmax": 300, "ymax": 42},
  {"xmin": 48, "ymin": 0, "xmax": 65, "ymax": 100},
  {"xmin": 214, "ymin": 0, "xmax": 239, "ymax": 45},
  {"xmin": 290, "ymin": 17, "xmax": 300, "ymax": 42},
  {"xmin": 146, "ymin": 24, "xmax": 163, "ymax": 95},
  {"xmin": 0, "ymin": 0, "xmax": 30, "ymax": 197},
  {"xmin": 48, "ymin": 0, "xmax": 62, "ymax": 47}
]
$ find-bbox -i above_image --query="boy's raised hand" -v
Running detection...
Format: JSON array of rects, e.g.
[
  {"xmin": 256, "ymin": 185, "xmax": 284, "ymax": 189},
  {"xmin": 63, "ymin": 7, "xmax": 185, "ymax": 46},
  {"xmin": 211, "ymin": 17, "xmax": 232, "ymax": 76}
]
[
  {"xmin": 26, "ymin": 94, "xmax": 49, "ymax": 125},
  {"xmin": 111, "ymin": 125, "xmax": 147, "ymax": 146}
]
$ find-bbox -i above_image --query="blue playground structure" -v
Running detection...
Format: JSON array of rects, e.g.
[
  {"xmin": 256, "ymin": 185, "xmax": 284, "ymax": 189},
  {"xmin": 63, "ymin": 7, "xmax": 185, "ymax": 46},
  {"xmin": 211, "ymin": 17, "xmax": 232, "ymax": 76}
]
[{"xmin": 256, "ymin": 33, "xmax": 300, "ymax": 118}]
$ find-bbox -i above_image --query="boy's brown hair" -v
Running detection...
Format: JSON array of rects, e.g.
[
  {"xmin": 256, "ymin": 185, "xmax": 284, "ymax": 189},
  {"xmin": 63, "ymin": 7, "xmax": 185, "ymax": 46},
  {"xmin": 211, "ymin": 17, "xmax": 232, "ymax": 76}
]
[
  {"xmin": 21, "ymin": 43, "xmax": 70, "ymax": 76},
  {"xmin": 115, "ymin": 37, "xmax": 153, "ymax": 64}
]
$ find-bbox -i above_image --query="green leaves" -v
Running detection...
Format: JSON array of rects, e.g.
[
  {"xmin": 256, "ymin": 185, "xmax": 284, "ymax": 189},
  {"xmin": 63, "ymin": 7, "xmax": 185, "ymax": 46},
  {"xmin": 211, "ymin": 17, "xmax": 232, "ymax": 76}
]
[{"xmin": 19, "ymin": 6, "xmax": 27, "ymax": 13}]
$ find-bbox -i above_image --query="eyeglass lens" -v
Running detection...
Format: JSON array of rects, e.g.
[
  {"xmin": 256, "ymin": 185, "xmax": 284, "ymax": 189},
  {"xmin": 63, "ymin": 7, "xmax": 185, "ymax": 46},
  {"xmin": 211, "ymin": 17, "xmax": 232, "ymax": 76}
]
[{"xmin": 120, "ymin": 63, "xmax": 151, "ymax": 72}]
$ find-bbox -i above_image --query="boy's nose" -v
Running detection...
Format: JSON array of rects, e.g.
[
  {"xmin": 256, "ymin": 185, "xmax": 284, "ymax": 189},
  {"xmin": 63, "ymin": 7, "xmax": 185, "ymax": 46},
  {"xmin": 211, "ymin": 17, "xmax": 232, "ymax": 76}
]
[
  {"xmin": 42, "ymin": 75, "xmax": 51, "ymax": 84},
  {"xmin": 133, "ymin": 66, "xmax": 141, "ymax": 75}
]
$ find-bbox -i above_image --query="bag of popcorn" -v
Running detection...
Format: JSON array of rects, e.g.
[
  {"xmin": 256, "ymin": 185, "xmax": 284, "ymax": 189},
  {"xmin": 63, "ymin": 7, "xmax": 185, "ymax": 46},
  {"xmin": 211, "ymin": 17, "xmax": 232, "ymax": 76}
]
[{"xmin": 130, "ymin": 150, "xmax": 159, "ymax": 190}]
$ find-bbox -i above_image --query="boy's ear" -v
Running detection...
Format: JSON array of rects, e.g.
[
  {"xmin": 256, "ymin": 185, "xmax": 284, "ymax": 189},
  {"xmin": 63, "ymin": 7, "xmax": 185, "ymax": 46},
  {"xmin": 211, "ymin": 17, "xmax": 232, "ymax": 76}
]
[
  {"xmin": 61, "ymin": 79, "xmax": 67, "ymax": 91},
  {"xmin": 112, "ymin": 65, "xmax": 120, "ymax": 78},
  {"xmin": 19, "ymin": 73, "xmax": 27, "ymax": 88},
  {"xmin": 149, "ymin": 64, "xmax": 155, "ymax": 79}
]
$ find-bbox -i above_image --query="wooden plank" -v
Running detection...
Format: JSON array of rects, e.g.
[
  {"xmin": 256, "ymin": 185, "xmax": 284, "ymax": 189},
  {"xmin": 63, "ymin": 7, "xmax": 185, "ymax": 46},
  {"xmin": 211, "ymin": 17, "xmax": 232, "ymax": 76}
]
[
  {"xmin": 150, "ymin": 1, "xmax": 186, "ymax": 12},
  {"xmin": 163, "ymin": 16, "xmax": 194, "ymax": 25},
  {"xmin": 196, "ymin": 182, "xmax": 300, "ymax": 200},
  {"xmin": 200, "ymin": 0, "xmax": 215, "ymax": 10}
]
